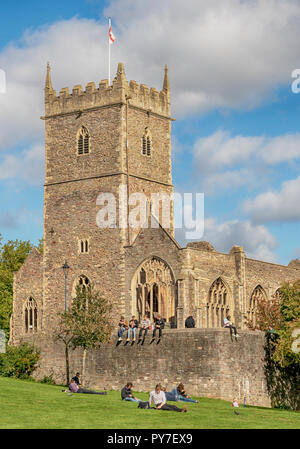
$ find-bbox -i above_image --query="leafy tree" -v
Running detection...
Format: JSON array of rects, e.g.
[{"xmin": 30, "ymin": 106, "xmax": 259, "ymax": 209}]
[
  {"xmin": 54, "ymin": 284, "xmax": 113, "ymax": 386},
  {"xmin": 0, "ymin": 235, "xmax": 34, "ymax": 339},
  {"xmin": 244, "ymin": 294, "xmax": 283, "ymax": 332},
  {"xmin": 272, "ymin": 281, "xmax": 300, "ymax": 368},
  {"xmin": 246, "ymin": 281, "xmax": 300, "ymax": 409},
  {"xmin": 246, "ymin": 281, "xmax": 300, "ymax": 367}
]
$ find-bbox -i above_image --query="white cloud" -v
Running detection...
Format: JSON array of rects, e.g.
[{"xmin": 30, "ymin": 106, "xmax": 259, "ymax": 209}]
[
  {"xmin": 244, "ymin": 175, "xmax": 300, "ymax": 223},
  {"xmin": 108, "ymin": 0, "xmax": 300, "ymax": 115},
  {"xmin": 0, "ymin": 143, "xmax": 44, "ymax": 185},
  {"xmin": 192, "ymin": 130, "xmax": 300, "ymax": 193},
  {"xmin": 1, "ymin": 0, "xmax": 300, "ymax": 154},
  {"xmin": 175, "ymin": 216, "xmax": 278, "ymax": 263}
]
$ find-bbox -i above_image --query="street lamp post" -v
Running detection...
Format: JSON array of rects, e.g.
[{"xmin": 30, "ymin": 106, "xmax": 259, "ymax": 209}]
[{"xmin": 62, "ymin": 261, "xmax": 70, "ymax": 310}]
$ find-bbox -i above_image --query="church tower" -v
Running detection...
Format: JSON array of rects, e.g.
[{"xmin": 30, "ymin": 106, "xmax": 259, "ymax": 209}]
[{"xmin": 41, "ymin": 62, "xmax": 174, "ymax": 329}]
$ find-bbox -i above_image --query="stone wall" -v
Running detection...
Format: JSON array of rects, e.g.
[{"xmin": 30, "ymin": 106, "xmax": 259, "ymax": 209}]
[{"xmin": 24, "ymin": 328, "xmax": 270, "ymax": 407}]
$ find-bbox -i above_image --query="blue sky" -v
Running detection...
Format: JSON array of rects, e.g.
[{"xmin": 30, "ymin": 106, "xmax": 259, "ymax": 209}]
[{"xmin": 0, "ymin": 0, "xmax": 300, "ymax": 265}]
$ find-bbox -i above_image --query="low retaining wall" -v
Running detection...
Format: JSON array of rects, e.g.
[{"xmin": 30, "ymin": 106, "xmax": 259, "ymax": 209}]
[{"xmin": 23, "ymin": 328, "xmax": 271, "ymax": 407}]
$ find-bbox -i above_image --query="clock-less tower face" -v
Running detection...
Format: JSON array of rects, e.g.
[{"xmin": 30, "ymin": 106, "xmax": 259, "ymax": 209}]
[{"xmin": 41, "ymin": 62, "xmax": 173, "ymax": 329}]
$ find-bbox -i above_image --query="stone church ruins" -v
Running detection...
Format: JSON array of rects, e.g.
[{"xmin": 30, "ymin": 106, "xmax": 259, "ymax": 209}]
[{"xmin": 10, "ymin": 63, "xmax": 300, "ymax": 406}]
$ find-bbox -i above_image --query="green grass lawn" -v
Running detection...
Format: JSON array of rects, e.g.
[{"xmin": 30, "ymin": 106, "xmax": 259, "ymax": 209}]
[{"xmin": 0, "ymin": 377, "xmax": 299, "ymax": 429}]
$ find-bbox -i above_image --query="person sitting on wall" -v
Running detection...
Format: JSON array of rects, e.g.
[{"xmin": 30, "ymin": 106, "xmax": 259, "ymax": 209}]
[
  {"xmin": 118, "ymin": 316, "xmax": 128, "ymax": 341},
  {"xmin": 152, "ymin": 314, "xmax": 164, "ymax": 340},
  {"xmin": 176, "ymin": 383, "xmax": 199, "ymax": 403},
  {"xmin": 121, "ymin": 382, "xmax": 142, "ymax": 402},
  {"xmin": 185, "ymin": 316, "xmax": 195, "ymax": 328},
  {"xmin": 126, "ymin": 316, "xmax": 139, "ymax": 342},
  {"xmin": 71, "ymin": 372, "xmax": 81, "ymax": 386},
  {"xmin": 149, "ymin": 384, "xmax": 187, "ymax": 412},
  {"xmin": 68, "ymin": 379, "xmax": 107, "ymax": 395},
  {"xmin": 223, "ymin": 315, "xmax": 240, "ymax": 340},
  {"xmin": 138, "ymin": 314, "xmax": 151, "ymax": 341}
]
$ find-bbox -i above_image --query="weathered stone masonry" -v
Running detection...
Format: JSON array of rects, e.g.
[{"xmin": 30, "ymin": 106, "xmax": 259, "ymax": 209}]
[{"xmin": 10, "ymin": 63, "xmax": 300, "ymax": 406}]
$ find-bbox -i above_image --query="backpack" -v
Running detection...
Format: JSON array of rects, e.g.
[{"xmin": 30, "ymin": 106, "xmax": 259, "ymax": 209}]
[
  {"xmin": 185, "ymin": 316, "xmax": 195, "ymax": 328},
  {"xmin": 138, "ymin": 401, "xmax": 150, "ymax": 409}
]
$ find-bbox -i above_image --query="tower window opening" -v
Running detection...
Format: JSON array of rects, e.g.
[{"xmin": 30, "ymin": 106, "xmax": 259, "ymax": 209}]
[
  {"xmin": 142, "ymin": 128, "xmax": 152, "ymax": 156},
  {"xmin": 77, "ymin": 126, "xmax": 90, "ymax": 155},
  {"xmin": 79, "ymin": 239, "xmax": 89, "ymax": 254}
]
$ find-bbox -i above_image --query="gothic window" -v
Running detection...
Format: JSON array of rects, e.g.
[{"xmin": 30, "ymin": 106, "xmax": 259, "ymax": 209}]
[
  {"xmin": 78, "ymin": 275, "xmax": 90, "ymax": 290},
  {"xmin": 79, "ymin": 239, "xmax": 89, "ymax": 254},
  {"xmin": 207, "ymin": 278, "xmax": 230, "ymax": 328},
  {"xmin": 24, "ymin": 297, "xmax": 38, "ymax": 333},
  {"xmin": 248, "ymin": 285, "xmax": 266, "ymax": 327},
  {"xmin": 77, "ymin": 126, "xmax": 90, "ymax": 155},
  {"xmin": 142, "ymin": 128, "xmax": 152, "ymax": 156},
  {"xmin": 134, "ymin": 257, "xmax": 175, "ymax": 327},
  {"xmin": 140, "ymin": 268, "xmax": 146, "ymax": 284}
]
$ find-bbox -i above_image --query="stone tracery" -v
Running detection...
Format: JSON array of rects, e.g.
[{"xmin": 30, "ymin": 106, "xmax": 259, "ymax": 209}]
[
  {"xmin": 207, "ymin": 278, "xmax": 230, "ymax": 328},
  {"xmin": 134, "ymin": 257, "xmax": 175, "ymax": 326},
  {"xmin": 248, "ymin": 285, "xmax": 266, "ymax": 327}
]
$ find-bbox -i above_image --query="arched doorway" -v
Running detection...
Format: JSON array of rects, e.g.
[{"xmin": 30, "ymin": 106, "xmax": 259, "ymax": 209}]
[{"xmin": 133, "ymin": 257, "xmax": 176, "ymax": 327}]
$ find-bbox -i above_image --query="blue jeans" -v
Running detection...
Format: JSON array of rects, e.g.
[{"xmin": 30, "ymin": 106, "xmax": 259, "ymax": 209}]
[
  {"xmin": 118, "ymin": 327, "xmax": 125, "ymax": 338},
  {"xmin": 177, "ymin": 395, "xmax": 198, "ymax": 403},
  {"xmin": 124, "ymin": 397, "xmax": 141, "ymax": 402},
  {"xmin": 170, "ymin": 388, "xmax": 197, "ymax": 403},
  {"xmin": 165, "ymin": 391, "xmax": 176, "ymax": 401},
  {"xmin": 127, "ymin": 328, "xmax": 137, "ymax": 339}
]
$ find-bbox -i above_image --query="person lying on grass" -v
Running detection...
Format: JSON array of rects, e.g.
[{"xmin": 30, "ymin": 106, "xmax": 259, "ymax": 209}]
[
  {"xmin": 149, "ymin": 384, "xmax": 187, "ymax": 412},
  {"xmin": 176, "ymin": 383, "xmax": 199, "ymax": 403},
  {"xmin": 160, "ymin": 385, "xmax": 198, "ymax": 403},
  {"xmin": 68, "ymin": 379, "xmax": 107, "ymax": 395}
]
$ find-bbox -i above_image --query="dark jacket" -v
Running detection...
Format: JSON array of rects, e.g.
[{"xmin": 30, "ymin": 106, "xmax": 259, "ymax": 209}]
[
  {"xmin": 129, "ymin": 319, "xmax": 139, "ymax": 328},
  {"xmin": 154, "ymin": 318, "xmax": 164, "ymax": 329},
  {"xmin": 185, "ymin": 316, "xmax": 195, "ymax": 328},
  {"xmin": 121, "ymin": 386, "xmax": 132, "ymax": 400}
]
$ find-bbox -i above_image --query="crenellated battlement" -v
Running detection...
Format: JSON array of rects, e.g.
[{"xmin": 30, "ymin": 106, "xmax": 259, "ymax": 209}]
[{"xmin": 44, "ymin": 62, "xmax": 171, "ymax": 118}]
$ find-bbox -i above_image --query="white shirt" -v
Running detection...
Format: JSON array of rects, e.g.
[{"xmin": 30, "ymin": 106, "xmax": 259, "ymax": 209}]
[
  {"xmin": 223, "ymin": 318, "xmax": 232, "ymax": 327},
  {"xmin": 149, "ymin": 390, "xmax": 166, "ymax": 407}
]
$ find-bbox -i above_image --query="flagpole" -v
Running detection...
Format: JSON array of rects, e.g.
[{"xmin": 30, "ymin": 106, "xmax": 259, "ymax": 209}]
[{"xmin": 108, "ymin": 17, "xmax": 111, "ymax": 85}]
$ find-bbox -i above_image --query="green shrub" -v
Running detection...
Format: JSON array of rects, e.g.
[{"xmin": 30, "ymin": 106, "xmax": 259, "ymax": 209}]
[
  {"xmin": 0, "ymin": 343, "xmax": 40, "ymax": 379},
  {"xmin": 40, "ymin": 372, "xmax": 56, "ymax": 385}
]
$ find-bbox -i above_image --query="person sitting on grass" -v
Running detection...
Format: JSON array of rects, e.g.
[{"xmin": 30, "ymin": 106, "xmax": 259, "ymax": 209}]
[
  {"xmin": 68, "ymin": 379, "xmax": 107, "ymax": 395},
  {"xmin": 71, "ymin": 372, "xmax": 81, "ymax": 386},
  {"xmin": 223, "ymin": 315, "xmax": 240, "ymax": 340},
  {"xmin": 176, "ymin": 383, "xmax": 199, "ymax": 403},
  {"xmin": 121, "ymin": 382, "xmax": 142, "ymax": 402},
  {"xmin": 118, "ymin": 316, "xmax": 128, "ymax": 341},
  {"xmin": 149, "ymin": 384, "xmax": 187, "ymax": 412},
  {"xmin": 126, "ymin": 316, "xmax": 139, "ymax": 342},
  {"xmin": 138, "ymin": 315, "xmax": 151, "ymax": 341}
]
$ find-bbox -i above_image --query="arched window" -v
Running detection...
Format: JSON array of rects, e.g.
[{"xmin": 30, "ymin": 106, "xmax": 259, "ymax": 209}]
[
  {"xmin": 77, "ymin": 126, "xmax": 90, "ymax": 155},
  {"xmin": 248, "ymin": 285, "xmax": 266, "ymax": 327},
  {"xmin": 24, "ymin": 297, "xmax": 38, "ymax": 333},
  {"xmin": 134, "ymin": 257, "xmax": 175, "ymax": 326},
  {"xmin": 207, "ymin": 278, "xmax": 230, "ymax": 328},
  {"xmin": 142, "ymin": 128, "xmax": 152, "ymax": 156},
  {"xmin": 78, "ymin": 275, "xmax": 90, "ymax": 290},
  {"xmin": 79, "ymin": 239, "xmax": 89, "ymax": 254}
]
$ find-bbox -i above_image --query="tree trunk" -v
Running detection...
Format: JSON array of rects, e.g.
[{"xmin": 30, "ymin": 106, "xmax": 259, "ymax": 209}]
[
  {"xmin": 82, "ymin": 348, "xmax": 87, "ymax": 386},
  {"xmin": 65, "ymin": 345, "xmax": 70, "ymax": 386}
]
